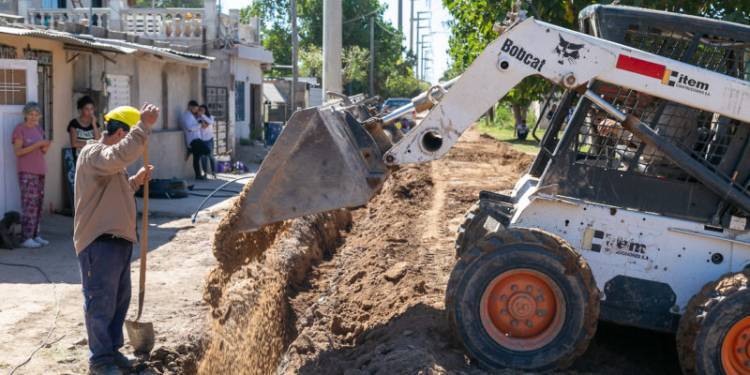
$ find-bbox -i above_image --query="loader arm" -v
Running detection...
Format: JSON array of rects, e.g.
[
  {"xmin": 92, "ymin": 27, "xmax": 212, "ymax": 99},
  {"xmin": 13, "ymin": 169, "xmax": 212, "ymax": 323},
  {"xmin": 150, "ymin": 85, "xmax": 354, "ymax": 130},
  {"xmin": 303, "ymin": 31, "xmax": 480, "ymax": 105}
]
[
  {"xmin": 234, "ymin": 16, "xmax": 750, "ymax": 233},
  {"xmin": 385, "ymin": 17, "xmax": 750, "ymax": 165}
]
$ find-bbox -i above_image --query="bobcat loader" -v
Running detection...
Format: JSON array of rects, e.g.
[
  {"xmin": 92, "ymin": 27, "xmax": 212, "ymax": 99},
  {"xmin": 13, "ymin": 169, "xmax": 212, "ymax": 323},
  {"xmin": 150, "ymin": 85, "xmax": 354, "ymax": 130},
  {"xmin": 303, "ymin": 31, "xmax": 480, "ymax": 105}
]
[{"xmin": 238, "ymin": 5, "xmax": 750, "ymax": 374}]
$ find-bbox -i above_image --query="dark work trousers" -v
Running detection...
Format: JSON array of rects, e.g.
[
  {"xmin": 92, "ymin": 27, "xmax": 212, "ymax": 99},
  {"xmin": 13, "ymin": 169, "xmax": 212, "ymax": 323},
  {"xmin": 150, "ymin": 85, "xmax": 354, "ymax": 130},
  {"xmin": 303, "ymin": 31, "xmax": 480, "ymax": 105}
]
[
  {"xmin": 189, "ymin": 139, "xmax": 210, "ymax": 178},
  {"xmin": 77, "ymin": 237, "xmax": 133, "ymax": 367}
]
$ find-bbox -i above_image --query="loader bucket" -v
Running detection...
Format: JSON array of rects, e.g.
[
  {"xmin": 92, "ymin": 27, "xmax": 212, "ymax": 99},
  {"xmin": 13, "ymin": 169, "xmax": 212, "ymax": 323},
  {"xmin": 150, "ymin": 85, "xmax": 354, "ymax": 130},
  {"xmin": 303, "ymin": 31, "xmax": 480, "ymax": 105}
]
[{"xmin": 234, "ymin": 106, "xmax": 389, "ymax": 233}]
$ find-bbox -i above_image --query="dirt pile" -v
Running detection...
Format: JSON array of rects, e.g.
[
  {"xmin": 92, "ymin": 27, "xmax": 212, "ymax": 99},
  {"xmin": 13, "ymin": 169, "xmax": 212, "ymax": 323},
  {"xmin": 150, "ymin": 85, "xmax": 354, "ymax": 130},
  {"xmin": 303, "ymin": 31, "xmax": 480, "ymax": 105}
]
[
  {"xmin": 197, "ymin": 186, "xmax": 351, "ymax": 374},
  {"xmin": 196, "ymin": 128, "xmax": 680, "ymax": 374},
  {"xmin": 195, "ymin": 129, "xmax": 535, "ymax": 374}
]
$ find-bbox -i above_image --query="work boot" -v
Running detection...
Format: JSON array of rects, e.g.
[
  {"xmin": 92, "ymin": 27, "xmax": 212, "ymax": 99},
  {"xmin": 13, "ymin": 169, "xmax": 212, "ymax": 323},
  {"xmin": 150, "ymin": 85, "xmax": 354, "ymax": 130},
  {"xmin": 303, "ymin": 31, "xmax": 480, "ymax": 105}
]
[
  {"xmin": 113, "ymin": 351, "xmax": 134, "ymax": 370},
  {"xmin": 89, "ymin": 363, "xmax": 123, "ymax": 375}
]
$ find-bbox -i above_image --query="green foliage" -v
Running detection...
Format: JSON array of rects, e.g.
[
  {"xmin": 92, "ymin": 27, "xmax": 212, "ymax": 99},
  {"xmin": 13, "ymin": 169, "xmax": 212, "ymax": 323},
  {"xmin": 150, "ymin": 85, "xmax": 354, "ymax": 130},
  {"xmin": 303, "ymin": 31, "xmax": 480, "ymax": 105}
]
[
  {"xmin": 299, "ymin": 45, "xmax": 323, "ymax": 78},
  {"xmin": 383, "ymin": 71, "xmax": 430, "ymax": 98},
  {"xmin": 245, "ymin": 0, "xmax": 429, "ymax": 98},
  {"xmin": 443, "ymin": 0, "xmax": 750, "ymax": 123}
]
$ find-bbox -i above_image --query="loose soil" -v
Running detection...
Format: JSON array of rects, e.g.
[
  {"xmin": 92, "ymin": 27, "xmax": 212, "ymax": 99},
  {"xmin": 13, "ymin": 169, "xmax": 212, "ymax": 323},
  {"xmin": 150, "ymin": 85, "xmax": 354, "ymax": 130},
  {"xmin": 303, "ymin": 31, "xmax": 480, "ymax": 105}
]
[{"xmin": 199, "ymin": 128, "xmax": 682, "ymax": 374}]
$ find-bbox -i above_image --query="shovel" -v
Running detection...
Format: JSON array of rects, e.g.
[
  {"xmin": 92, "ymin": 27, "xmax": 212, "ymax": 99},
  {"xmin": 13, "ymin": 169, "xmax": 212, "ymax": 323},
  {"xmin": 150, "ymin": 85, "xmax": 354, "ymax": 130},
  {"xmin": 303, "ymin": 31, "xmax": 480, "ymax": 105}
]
[{"xmin": 125, "ymin": 144, "xmax": 155, "ymax": 356}]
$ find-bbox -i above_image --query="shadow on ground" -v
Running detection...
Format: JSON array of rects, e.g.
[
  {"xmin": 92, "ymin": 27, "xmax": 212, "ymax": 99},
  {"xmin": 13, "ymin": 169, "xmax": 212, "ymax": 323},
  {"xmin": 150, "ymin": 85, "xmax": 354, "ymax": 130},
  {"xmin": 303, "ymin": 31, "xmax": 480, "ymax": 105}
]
[
  {"xmin": 296, "ymin": 303, "xmax": 682, "ymax": 375},
  {"xmin": 0, "ymin": 215, "xmax": 189, "ymax": 285}
]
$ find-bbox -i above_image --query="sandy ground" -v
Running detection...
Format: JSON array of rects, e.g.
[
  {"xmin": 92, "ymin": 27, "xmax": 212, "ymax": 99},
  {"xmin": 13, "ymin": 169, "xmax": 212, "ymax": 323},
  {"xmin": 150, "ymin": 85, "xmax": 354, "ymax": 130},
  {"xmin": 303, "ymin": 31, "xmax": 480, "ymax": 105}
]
[{"xmin": 0, "ymin": 175, "xmax": 247, "ymax": 375}]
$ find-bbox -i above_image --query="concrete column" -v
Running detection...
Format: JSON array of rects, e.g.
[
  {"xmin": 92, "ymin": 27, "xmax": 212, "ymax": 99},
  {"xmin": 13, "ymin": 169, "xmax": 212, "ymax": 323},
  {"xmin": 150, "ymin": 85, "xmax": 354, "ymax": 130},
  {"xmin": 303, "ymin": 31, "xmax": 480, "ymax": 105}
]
[
  {"xmin": 322, "ymin": 0, "xmax": 342, "ymax": 100},
  {"xmin": 108, "ymin": 0, "xmax": 123, "ymax": 30},
  {"xmin": 203, "ymin": 0, "xmax": 217, "ymax": 43},
  {"xmin": 18, "ymin": 0, "xmax": 28, "ymax": 23}
]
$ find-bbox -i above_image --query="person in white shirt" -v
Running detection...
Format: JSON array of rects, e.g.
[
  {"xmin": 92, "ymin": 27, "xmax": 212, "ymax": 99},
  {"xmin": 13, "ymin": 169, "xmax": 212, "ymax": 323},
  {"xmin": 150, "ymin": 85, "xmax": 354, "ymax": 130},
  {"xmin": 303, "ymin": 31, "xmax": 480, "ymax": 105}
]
[
  {"xmin": 178, "ymin": 100, "xmax": 209, "ymax": 180},
  {"xmin": 198, "ymin": 104, "xmax": 216, "ymax": 178}
]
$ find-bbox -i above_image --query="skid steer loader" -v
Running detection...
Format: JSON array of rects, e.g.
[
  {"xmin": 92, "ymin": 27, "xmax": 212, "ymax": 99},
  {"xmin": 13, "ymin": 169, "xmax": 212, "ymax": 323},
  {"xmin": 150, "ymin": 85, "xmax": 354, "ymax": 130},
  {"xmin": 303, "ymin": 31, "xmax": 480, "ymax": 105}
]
[{"xmin": 238, "ymin": 4, "xmax": 750, "ymax": 374}]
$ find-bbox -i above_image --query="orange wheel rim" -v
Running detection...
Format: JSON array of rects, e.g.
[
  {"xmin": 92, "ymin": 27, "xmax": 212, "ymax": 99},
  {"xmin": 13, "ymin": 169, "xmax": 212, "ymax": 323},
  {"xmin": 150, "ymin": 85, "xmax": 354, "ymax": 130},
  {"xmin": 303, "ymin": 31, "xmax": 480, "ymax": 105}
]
[
  {"xmin": 722, "ymin": 316, "xmax": 750, "ymax": 375},
  {"xmin": 479, "ymin": 269, "xmax": 565, "ymax": 351}
]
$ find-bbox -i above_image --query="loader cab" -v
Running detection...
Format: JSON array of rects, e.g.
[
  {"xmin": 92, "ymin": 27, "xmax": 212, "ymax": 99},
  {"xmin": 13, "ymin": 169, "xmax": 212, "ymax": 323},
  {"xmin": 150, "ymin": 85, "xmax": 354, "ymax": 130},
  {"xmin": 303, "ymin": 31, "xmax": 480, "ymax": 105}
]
[{"xmin": 531, "ymin": 5, "xmax": 750, "ymax": 230}]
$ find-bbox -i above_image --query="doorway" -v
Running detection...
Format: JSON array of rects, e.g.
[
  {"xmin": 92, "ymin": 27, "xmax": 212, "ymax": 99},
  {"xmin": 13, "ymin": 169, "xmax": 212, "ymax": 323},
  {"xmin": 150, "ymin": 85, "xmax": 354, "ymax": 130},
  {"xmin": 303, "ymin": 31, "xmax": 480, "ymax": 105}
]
[{"xmin": 0, "ymin": 59, "xmax": 39, "ymax": 215}]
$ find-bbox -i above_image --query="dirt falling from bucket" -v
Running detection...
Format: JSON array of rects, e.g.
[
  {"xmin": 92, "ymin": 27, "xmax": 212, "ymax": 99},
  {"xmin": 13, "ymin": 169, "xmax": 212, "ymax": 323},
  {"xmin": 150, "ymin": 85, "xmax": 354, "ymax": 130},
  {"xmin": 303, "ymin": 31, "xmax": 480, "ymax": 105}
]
[{"xmin": 198, "ymin": 181, "xmax": 352, "ymax": 374}]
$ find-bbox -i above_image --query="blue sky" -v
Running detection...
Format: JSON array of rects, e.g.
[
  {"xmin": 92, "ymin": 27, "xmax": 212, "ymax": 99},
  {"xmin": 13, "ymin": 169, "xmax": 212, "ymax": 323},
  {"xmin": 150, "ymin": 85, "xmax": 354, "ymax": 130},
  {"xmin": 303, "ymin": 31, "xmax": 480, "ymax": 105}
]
[
  {"xmin": 219, "ymin": 0, "xmax": 452, "ymax": 83},
  {"xmin": 382, "ymin": 0, "xmax": 452, "ymax": 83}
]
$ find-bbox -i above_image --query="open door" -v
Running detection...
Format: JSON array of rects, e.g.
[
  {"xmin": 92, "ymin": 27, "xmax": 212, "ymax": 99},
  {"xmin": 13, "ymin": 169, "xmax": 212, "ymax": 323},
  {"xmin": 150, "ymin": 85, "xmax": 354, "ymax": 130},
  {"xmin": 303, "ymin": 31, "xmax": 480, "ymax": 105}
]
[{"xmin": 0, "ymin": 59, "xmax": 38, "ymax": 215}]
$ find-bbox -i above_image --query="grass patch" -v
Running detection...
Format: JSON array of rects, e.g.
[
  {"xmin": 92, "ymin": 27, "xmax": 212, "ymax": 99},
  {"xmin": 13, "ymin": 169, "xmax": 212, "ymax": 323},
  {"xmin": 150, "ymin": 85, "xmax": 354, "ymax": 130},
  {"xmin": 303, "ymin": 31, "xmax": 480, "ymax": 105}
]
[{"xmin": 475, "ymin": 104, "xmax": 545, "ymax": 155}]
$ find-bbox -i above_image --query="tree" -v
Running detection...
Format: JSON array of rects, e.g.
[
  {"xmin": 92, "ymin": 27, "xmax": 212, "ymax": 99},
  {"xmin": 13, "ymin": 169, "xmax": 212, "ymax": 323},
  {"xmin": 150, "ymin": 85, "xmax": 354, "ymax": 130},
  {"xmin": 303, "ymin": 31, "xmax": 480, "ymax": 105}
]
[
  {"xmin": 442, "ymin": 0, "xmax": 750, "ymax": 127},
  {"xmin": 244, "ymin": 0, "xmax": 428, "ymax": 98}
]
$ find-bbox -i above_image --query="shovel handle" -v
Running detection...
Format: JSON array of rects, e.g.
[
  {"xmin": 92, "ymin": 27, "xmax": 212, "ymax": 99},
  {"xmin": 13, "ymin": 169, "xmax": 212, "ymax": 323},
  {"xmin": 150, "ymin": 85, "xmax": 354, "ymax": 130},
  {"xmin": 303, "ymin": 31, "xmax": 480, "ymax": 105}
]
[{"xmin": 136, "ymin": 143, "xmax": 149, "ymax": 321}]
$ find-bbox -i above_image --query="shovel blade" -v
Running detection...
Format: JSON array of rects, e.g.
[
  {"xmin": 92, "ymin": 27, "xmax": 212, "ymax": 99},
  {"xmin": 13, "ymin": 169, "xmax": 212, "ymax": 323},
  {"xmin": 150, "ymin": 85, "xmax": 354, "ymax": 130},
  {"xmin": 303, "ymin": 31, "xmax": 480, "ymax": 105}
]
[
  {"xmin": 125, "ymin": 320, "xmax": 155, "ymax": 355},
  {"xmin": 235, "ymin": 106, "xmax": 388, "ymax": 232}
]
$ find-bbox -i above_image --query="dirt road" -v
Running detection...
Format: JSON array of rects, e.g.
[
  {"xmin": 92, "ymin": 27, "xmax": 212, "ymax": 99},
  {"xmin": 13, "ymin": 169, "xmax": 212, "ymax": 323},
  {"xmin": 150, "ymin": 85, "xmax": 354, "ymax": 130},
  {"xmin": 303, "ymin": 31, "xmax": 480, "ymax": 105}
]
[
  {"xmin": 0, "ymin": 213, "xmax": 220, "ymax": 374},
  {"xmin": 200, "ymin": 128, "xmax": 683, "ymax": 374}
]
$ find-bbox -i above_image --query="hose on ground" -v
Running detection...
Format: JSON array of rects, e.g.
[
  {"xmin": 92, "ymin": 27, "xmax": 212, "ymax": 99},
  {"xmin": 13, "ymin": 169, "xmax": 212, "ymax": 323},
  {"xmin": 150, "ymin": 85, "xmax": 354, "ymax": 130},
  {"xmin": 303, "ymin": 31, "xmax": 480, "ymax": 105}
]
[{"xmin": 191, "ymin": 175, "xmax": 254, "ymax": 224}]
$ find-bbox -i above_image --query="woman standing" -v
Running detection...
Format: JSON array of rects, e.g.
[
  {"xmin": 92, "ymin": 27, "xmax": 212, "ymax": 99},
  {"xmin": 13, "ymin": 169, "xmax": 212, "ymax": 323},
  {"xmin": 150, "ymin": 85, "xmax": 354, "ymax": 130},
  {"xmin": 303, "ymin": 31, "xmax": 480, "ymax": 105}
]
[
  {"xmin": 67, "ymin": 96, "xmax": 100, "ymax": 156},
  {"xmin": 12, "ymin": 102, "xmax": 49, "ymax": 248},
  {"xmin": 198, "ymin": 104, "xmax": 216, "ymax": 178}
]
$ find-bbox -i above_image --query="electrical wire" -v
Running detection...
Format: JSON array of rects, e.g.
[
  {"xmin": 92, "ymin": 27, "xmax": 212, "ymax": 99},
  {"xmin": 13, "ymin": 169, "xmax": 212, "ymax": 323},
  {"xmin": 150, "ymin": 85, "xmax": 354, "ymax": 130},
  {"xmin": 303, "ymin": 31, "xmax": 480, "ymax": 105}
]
[{"xmin": 0, "ymin": 261, "xmax": 63, "ymax": 375}]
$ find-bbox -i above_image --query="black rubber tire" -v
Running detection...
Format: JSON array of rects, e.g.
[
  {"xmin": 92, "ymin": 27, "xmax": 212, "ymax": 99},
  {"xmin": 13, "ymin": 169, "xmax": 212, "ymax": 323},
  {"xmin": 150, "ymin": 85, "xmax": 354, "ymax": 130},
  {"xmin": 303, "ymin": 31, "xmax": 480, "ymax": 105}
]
[
  {"xmin": 445, "ymin": 228, "xmax": 599, "ymax": 371},
  {"xmin": 455, "ymin": 202, "xmax": 487, "ymax": 259},
  {"xmin": 455, "ymin": 197, "xmax": 511, "ymax": 259},
  {"xmin": 676, "ymin": 271, "xmax": 750, "ymax": 375}
]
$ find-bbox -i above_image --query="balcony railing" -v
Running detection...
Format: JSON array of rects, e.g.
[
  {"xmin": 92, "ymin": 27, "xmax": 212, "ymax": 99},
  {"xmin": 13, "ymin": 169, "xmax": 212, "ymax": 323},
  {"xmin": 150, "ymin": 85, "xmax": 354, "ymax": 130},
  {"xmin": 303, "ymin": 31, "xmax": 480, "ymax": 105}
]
[
  {"xmin": 27, "ymin": 8, "xmax": 111, "ymax": 29},
  {"xmin": 121, "ymin": 8, "xmax": 204, "ymax": 39},
  {"xmin": 25, "ymin": 7, "xmax": 261, "ymax": 45}
]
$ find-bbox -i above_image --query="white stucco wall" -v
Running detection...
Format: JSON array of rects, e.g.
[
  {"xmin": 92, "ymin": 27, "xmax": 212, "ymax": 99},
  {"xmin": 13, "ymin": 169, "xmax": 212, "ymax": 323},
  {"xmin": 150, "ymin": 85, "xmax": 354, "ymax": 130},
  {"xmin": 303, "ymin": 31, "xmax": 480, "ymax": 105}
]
[
  {"xmin": 232, "ymin": 57, "xmax": 263, "ymax": 140},
  {"xmin": 0, "ymin": 37, "xmax": 73, "ymax": 215}
]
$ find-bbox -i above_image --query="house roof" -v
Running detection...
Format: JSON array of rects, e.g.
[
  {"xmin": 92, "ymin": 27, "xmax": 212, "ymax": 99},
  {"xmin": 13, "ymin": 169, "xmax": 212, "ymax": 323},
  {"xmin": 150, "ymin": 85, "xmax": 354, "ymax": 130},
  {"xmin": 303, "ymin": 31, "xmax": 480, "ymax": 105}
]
[
  {"xmin": 0, "ymin": 24, "xmax": 213, "ymax": 67},
  {"xmin": 81, "ymin": 36, "xmax": 214, "ymax": 67},
  {"xmin": 0, "ymin": 25, "xmax": 134, "ymax": 54},
  {"xmin": 263, "ymin": 82, "xmax": 286, "ymax": 104}
]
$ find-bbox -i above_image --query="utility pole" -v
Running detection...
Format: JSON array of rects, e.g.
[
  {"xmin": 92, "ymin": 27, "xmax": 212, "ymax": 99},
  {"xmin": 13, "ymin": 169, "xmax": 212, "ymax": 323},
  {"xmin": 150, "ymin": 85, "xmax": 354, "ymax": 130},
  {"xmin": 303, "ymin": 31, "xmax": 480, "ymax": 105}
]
[
  {"xmin": 414, "ymin": 11, "xmax": 431, "ymax": 78},
  {"xmin": 369, "ymin": 16, "xmax": 375, "ymax": 97},
  {"xmin": 290, "ymin": 0, "xmax": 299, "ymax": 117},
  {"xmin": 397, "ymin": 0, "xmax": 402, "ymax": 32},
  {"xmin": 409, "ymin": 0, "xmax": 415, "ymax": 53},
  {"xmin": 323, "ymin": 0, "xmax": 343, "ymax": 102}
]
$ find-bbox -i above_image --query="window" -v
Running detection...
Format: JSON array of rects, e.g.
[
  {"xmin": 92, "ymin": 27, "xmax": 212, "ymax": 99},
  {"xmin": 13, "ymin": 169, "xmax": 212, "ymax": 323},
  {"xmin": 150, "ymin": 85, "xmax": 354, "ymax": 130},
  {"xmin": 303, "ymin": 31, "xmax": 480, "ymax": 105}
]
[
  {"xmin": 0, "ymin": 69, "xmax": 27, "ymax": 105},
  {"xmin": 235, "ymin": 81, "xmax": 245, "ymax": 122}
]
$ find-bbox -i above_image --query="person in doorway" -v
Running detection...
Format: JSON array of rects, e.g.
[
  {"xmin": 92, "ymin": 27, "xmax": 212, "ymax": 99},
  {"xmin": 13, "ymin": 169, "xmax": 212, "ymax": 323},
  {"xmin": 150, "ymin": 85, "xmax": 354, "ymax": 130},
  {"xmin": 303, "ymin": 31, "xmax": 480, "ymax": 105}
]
[
  {"xmin": 73, "ymin": 104, "xmax": 159, "ymax": 375},
  {"xmin": 12, "ymin": 102, "xmax": 50, "ymax": 249},
  {"xmin": 68, "ymin": 96, "xmax": 101, "ymax": 157},
  {"xmin": 179, "ymin": 100, "xmax": 210, "ymax": 180},
  {"xmin": 197, "ymin": 104, "xmax": 216, "ymax": 178}
]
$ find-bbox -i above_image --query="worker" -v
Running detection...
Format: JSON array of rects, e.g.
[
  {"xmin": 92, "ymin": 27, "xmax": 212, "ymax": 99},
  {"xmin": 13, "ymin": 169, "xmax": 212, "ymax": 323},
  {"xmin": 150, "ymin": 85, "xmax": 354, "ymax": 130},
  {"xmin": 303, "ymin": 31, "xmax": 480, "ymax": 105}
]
[{"xmin": 73, "ymin": 104, "xmax": 159, "ymax": 375}]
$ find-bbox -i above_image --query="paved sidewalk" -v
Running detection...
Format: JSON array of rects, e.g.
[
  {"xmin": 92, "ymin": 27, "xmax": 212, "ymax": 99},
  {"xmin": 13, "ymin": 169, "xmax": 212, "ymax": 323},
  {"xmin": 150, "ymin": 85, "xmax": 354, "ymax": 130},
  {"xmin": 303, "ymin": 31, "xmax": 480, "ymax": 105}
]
[{"xmin": 137, "ymin": 171, "xmax": 256, "ymax": 220}]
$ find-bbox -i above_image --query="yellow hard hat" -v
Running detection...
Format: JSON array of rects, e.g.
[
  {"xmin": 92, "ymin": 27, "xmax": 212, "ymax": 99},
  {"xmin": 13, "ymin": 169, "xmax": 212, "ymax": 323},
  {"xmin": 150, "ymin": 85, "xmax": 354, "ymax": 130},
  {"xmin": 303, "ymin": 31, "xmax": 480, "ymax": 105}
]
[{"xmin": 104, "ymin": 106, "xmax": 140, "ymax": 128}]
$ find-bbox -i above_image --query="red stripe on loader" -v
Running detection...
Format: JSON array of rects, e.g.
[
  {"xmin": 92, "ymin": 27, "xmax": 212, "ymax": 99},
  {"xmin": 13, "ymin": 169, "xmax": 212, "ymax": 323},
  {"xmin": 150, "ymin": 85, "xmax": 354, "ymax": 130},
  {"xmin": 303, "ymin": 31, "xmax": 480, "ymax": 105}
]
[{"xmin": 616, "ymin": 55, "xmax": 666, "ymax": 80}]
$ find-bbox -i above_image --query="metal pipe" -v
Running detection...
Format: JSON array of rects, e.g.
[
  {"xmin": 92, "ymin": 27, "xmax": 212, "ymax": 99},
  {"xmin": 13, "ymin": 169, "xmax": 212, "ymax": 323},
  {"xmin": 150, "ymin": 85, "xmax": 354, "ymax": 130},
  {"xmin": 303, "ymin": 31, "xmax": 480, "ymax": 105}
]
[{"xmin": 382, "ymin": 76, "xmax": 460, "ymax": 125}]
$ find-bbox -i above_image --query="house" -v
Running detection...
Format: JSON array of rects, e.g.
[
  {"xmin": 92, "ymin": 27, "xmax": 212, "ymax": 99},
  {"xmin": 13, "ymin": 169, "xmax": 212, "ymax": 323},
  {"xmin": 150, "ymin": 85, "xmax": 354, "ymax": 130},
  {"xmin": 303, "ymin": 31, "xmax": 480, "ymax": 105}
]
[
  {"xmin": 0, "ymin": 0, "xmax": 273, "ymax": 216},
  {"xmin": 263, "ymin": 77, "xmax": 321, "ymax": 123},
  {"xmin": 19, "ymin": 0, "xmax": 273, "ymax": 152},
  {"xmin": 0, "ymin": 23, "xmax": 211, "ymax": 215}
]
